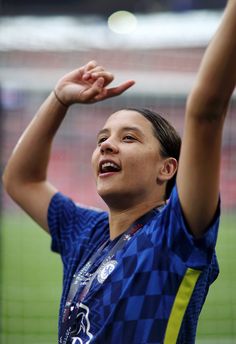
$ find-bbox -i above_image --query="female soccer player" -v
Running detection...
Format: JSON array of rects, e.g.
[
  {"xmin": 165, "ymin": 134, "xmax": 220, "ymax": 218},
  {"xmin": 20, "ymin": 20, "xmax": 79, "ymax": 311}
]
[{"xmin": 3, "ymin": 1, "xmax": 236, "ymax": 343}]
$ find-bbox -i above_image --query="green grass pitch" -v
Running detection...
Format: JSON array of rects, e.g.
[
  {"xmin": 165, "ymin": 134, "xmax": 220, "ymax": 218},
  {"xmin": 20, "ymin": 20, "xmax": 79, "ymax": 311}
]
[{"xmin": 0, "ymin": 212, "xmax": 235, "ymax": 343}]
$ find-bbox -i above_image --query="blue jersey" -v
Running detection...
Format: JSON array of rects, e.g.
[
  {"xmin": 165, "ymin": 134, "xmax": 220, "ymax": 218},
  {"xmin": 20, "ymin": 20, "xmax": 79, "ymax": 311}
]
[{"xmin": 48, "ymin": 185, "xmax": 219, "ymax": 344}]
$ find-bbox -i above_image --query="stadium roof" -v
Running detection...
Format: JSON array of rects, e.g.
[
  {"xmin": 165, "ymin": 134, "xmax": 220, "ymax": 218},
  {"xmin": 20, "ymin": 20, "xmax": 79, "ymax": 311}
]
[
  {"xmin": 2, "ymin": 10, "xmax": 235, "ymax": 99},
  {"xmin": 0, "ymin": 11, "xmax": 223, "ymax": 51}
]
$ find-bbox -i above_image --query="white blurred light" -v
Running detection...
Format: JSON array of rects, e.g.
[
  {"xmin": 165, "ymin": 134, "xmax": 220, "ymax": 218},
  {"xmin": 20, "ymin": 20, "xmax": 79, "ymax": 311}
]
[{"xmin": 108, "ymin": 11, "xmax": 137, "ymax": 34}]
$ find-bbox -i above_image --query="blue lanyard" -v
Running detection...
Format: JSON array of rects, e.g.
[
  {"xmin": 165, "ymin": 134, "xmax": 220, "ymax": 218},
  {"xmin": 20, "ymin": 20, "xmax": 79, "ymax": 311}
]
[{"xmin": 59, "ymin": 207, "xmax": 161, "ymax": 344}]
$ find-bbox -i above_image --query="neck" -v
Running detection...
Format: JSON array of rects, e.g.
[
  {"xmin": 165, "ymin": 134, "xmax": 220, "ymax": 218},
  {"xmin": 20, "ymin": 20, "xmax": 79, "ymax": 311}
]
[{"xmin": 108, "ymin": 200, "xmax": 165, "ymax": 240}]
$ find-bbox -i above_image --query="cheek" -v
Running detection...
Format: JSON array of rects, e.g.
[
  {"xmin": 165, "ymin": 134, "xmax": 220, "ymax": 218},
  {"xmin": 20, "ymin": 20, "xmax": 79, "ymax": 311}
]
[
  {"xmin": 91, "ymin": 149, "xmax": 98, "ymax": 174},
  {"xmin": 126, "ymin": 150, "xmax": 159, "ymax": 178}
]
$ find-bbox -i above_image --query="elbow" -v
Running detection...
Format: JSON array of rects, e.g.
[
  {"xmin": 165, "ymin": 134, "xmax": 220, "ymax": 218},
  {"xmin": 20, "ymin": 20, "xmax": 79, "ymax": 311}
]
[
  {"xmin": 2, "ymin": 167, "xmax": 10, "ymax": 193},
  {"xmin": 2, "ymin": 167, "xmax": 17, "ymax": 199},
  {"xmin": 2, "ymin": 165, "xmax": 27, "ymax": 202},
  {"xmin": 2, "ymin": 163, "xmax": 47, "ymax": 202}
]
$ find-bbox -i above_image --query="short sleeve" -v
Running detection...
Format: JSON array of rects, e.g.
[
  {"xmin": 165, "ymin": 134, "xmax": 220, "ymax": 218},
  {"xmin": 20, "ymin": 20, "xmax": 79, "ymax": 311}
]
[
  {"xmin": 156, "ymin": 185, "xmax": 220, "ymax": 269},
  {"xmin": 47, "ymin": 192, "xmax": 109, "ymax": 257}
]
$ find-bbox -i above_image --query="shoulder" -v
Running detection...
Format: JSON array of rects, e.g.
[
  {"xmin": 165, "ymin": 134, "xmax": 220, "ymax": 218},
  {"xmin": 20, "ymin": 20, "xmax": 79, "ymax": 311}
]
[
  {"xmin": 145, "ymin": 185, "xmax": 220, "ymax": 268},
  {"xmin": 48, "ymin": 191, "xmax": 108, "ymax": 225},
  {"xmin": 47, "ymin": 192, "xmax": 109, "ymax": 254}
]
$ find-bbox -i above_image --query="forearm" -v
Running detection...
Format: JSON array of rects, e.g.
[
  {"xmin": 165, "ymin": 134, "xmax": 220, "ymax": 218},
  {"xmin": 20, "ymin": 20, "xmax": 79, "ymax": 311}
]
[
  {"xmin": 187, "ymin": 0, "xmax": 236, "ymax": 117},
  {"xmin": 2, "ymin": 61, "xmax": 134, "ymax": 231},
  {"xmin": 177, "ymin": 1, "xmax": 236, "ymax": 237},
  {"xmin": 3, "ymin": 62, "xmax": 134, "ymax": 195},
  {"xmin": 2, "ymin": 92, "xmax": 67, "ymax": 192}
]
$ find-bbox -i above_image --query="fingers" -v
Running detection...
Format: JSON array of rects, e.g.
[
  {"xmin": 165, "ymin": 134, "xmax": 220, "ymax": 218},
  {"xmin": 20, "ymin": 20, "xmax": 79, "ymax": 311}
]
[
  {"xmin": 79, "ymin": 60, "xmax": 98, "ymax": 75},
  {"xmin": 56, "ymin": 61, "xmax": 135, "ymax": 105},
  {"xmin": 95, "ymin": 80, "xmax": 135, "ymax": 101},
  {"xmin": 80, "ymin": 79, "xmax": 135, "ymax": 103},
  {"xmin": 110, "ymin": 80, "xmax": 136, "ymax": 95},
  {"xmin": 84, "ymin": 60, "xmax": 98, "ymax": 71},
  {"xmin": 64, "ymin": 61, "xmax": 98, "ymax": 83},
  {"xmin": 82, "ymin": 67, "xmax": 114, "ymax": 87},
  {"xmin": 81, "ymin": 60, "xmax": 99, "ymax": 80},
  {"xmin": 64, "ymin": 61, "xmax": 123, "ymax": 91},
  {"xmin": 79, "ymin": 77, "xmax": 105, "ymax": 102}
]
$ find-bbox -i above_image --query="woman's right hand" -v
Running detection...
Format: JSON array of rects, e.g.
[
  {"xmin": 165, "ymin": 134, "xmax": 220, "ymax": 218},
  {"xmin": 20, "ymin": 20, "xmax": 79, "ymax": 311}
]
[{"xmin": 54, "ymin": 60, "xmax": 135, "ymax": 107}]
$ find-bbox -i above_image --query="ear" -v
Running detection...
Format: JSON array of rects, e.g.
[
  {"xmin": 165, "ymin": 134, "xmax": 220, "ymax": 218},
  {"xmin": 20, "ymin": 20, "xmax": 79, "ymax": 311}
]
[{"xmin": 157, "ymin": 157, "xmax": 178, "ymax": 182}]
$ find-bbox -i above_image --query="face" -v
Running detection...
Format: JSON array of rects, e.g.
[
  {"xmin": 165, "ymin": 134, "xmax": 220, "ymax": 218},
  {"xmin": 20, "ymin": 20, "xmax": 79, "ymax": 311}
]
[{"xmin": 91, "ymin": 110, "xmax": 166, "ymax": 208}]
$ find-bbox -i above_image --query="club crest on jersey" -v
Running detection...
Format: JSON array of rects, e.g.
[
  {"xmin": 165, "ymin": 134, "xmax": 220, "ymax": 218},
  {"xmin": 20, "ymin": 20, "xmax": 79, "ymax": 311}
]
[{"xmin": 97, "ymin": 260, "xmax": 118, "ymax": 284}]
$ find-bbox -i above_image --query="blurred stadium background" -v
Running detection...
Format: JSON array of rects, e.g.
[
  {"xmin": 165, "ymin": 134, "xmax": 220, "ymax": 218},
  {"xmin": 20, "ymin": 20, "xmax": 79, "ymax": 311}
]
[{"xmin": 0, "ymin": 0, "xmax": 236, "ymax": 343}]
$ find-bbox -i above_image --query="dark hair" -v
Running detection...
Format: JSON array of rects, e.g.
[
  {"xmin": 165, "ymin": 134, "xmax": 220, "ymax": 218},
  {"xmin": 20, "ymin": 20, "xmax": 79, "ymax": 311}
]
[{"xmin": 124, "ymin": 107, "xmax": 181, "ymax": 200}]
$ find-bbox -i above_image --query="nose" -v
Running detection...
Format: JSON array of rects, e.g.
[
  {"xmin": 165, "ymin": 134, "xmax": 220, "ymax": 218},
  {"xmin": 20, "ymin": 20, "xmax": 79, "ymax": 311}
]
[{"xmin": 100, "ymin": 138, "xmax": 119, "ymax": 154}]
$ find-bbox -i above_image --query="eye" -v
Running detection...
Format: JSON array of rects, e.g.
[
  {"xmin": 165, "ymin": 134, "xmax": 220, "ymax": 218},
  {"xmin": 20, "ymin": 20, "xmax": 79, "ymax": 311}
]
[
  {"xmin": 123, "ymin": 135, "xmax": 137, "ymax": 142},
  {"xmin": 97, "ymin": 137, "xmax": 107, "ymax": 145}
]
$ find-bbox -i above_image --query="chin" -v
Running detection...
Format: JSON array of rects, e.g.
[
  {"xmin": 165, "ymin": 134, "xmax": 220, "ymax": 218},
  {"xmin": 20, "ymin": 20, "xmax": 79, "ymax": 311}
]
[
  {"xmin": 97, "ymin": 186, "xmax": 122, "ymax": 204},
  {"xmin": 96, "ymin": 180, "xmax": 121, "ymax": 195},
  {"xmin": 97, "ymin": 188, "xmax": 119, "ymax": 201},
  {"xmin": 97, "ymin": 187, "xmax": 140, "ymax": 210}
]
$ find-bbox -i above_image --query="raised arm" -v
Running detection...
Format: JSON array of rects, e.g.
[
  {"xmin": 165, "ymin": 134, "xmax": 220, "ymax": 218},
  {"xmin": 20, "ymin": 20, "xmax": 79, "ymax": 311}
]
[
  {"xmin": 177, "ymin": 0, "xmax": 236, "ymax": 237},
  {"xmin": 2, "ymin": 61, "xmax": 135, "ymax": 232}
]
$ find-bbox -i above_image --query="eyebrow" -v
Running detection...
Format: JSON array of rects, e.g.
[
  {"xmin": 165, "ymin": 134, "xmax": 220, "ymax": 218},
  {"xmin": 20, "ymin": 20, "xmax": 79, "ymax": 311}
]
[{"xmin": 97, "ymin": 126, "xmax": 144, "ymax": 138}]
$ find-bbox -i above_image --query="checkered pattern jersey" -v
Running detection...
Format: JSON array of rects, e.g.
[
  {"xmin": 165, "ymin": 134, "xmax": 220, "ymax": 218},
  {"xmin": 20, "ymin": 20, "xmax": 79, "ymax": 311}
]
[{"xmin": 48, "ymin": 185, "xmax": 220, "ymax": 344}]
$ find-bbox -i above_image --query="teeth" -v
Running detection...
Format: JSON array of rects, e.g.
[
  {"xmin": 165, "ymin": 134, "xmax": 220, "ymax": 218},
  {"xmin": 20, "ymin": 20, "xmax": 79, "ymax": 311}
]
[
  {"xmin": 100, "ymin": 161, "xmax": 120, "ymax": 172},
  {"xmin": 102, "ymin": 162, "xmax": 117, "ymax": 169}
]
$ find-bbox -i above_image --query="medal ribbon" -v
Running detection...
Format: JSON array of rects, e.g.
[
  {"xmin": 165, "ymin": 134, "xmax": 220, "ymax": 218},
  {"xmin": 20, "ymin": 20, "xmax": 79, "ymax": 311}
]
[{"xmin": 59, "ymin": 207, "xmax": 161, "ymax": 343}]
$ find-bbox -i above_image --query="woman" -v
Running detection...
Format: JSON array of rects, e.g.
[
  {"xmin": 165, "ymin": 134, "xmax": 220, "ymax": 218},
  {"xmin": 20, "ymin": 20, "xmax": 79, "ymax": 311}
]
[{"xmin": 2, "ymin": 1, "xmax": 236, "ymax": 343}]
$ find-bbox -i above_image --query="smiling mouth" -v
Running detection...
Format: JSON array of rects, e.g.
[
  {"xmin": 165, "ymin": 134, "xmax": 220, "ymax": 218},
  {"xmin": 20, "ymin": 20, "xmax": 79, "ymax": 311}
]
[{"xmin": 99, "ymin": 161, "xmax": 121, "ymax": 175}]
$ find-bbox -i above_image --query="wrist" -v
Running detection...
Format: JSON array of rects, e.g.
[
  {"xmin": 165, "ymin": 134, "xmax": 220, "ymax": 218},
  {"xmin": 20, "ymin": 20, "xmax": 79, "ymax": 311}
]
[{"xmin": 53, "ymin": 89, "xmax": 69, "ymax": 108}]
